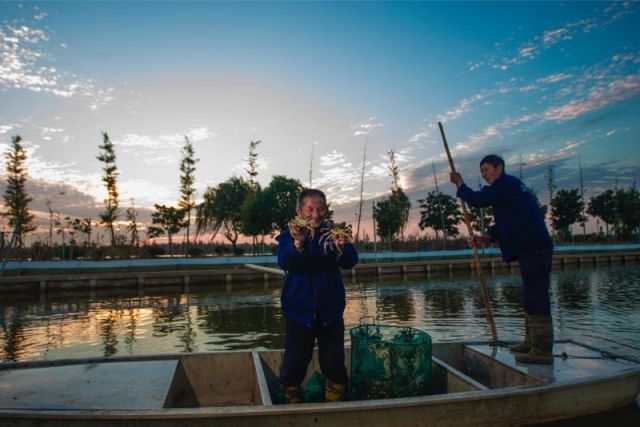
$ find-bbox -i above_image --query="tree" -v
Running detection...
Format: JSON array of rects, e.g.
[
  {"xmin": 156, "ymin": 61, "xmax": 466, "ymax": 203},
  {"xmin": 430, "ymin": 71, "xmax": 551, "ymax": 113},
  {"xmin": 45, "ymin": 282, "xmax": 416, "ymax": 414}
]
[
  {"xmin": 80, "ymin": 218, "xmax": 92, "ymax": 246},
  {"xmin": 126, "ymin": 199, "xmax": 140, "ymax": 247},
  {"xmin": 373, "ymin": 198, "xmax": 403, "ymax": 249},
  {"xmin": 417, "ymin": 191, "xmax": 462, "ymax": 239},
  {"xmin": 178, "ymin": 136, "xmax": 198, "ymax": 251},
  {"xmin": 241, "ymin": 189, "xmax": 274, "ymax": 254},
  {"xmin": 587, "ymin": 190, "xmax": 615, "ymax": 236},
  {"xmin": 2, "ymin": 135, "xmax": 35, "ymax": 248},
  {"xmin": 246, "ymin": 140, "xmax": 261, "ymax": 189},
  {"xmin": 96, "ymin": 132, "xmax": 119, "ymax": 246},
  {"xmin": 196, "ymin": 176, "xmax": 251, "ymax": 254},
  {"xmin": 148, "ymin": 204, "xmax": 186, "ymax": 257},
  {"xmin": 244, "ymin": 140, "xmax": 262, "ymax": 252},
  {"xmin": 613, "ymin": 187, "xmax": 640, "ymax": 240},
  {"xmin": 468, "ymin": 205, "xmax": 493, "ymax": 233},
  {"xmin": 387, "ymin": 150, "xmax": 411, "ymax": 240},
  {"xmin": 263, "ymin": 175, "xmax": 304, "ymax": 231},
  {"xmin": 550, "ymin": 189, "xmax": 585, "ymax": 242}
]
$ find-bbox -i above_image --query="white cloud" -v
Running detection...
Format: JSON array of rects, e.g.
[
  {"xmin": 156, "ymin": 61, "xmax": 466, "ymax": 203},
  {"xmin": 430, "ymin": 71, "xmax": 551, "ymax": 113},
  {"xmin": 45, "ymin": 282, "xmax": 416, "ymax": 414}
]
[
  {"xmin": 0, "ymin": 20, "xmax": 115, "ymax": 109},
  {"xmin": 352, "ymin": 117, "xmax": 384, "ymax": 136},
  {"xmin": 543, "ymin": 74, "xmax": 640, "ymax": 121}
]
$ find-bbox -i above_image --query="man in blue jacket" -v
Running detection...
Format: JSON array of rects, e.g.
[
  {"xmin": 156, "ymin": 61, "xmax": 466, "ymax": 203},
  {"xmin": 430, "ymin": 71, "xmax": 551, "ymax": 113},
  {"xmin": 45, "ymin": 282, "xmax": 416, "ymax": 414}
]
[
  {"xmin": 450, "ymin": 155, "xmax": 554, "ymax": 364},
  {"xmin": 276, "ymin": 189, "xmax": 359, "ymax": 402}
]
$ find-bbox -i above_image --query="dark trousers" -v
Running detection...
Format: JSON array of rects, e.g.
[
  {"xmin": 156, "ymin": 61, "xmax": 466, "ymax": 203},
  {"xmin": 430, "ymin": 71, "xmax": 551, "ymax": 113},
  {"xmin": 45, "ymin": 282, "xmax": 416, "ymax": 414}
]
[
  {"xmin": 518, "ymin": 247, "xmax": 553, "ymax": 316},
  {"xmin": 279, "ymin": 316, "xmax": 348, "ymax": 387}
]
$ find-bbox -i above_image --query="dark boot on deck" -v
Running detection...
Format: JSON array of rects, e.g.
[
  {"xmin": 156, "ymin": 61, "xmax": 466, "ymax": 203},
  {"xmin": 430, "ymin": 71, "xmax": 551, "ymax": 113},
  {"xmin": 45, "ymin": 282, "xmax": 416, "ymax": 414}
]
[
  {"xmin": 516, "ymin": 315, "xmax": 553, "ymax": 365},
  {"xmin": 324, "ymin": 380, "xmax": 346, "ymax": 402},
  {"xmin": 509, "ymin": 314, "xmax": 531, "ymax": 353},
  {"xmin": 282, "ymin": 385, "xmax": 303, "ymax": 404}
]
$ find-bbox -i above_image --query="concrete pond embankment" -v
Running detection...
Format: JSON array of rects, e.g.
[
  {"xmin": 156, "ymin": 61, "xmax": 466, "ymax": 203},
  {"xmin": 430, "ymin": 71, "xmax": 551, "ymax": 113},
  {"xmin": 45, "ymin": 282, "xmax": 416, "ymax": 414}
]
[{"xmin": 0, "ymin": 245, "xmax": 638, "ymax": 298}]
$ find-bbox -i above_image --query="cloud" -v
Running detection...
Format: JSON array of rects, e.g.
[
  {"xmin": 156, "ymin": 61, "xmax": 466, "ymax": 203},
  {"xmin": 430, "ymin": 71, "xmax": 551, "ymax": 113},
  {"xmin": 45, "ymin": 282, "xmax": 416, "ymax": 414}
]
[
  {"xmin": 352, "ymin": 117, "xmax": 384, "ymax": 136},
  {"xmin": 314, "ymin": 150, "xmax": 361, "ymax": 205},
  {"xmin": 473, "ymin": 3, "xmax": 638, "ymax": 71},
  {"xmin": 0, "ymin": 13, "xmax": 115, "ymax": 109},
  {"xmin": 543, "ymin": 73, "xmax": 640, "ymax": 122}
]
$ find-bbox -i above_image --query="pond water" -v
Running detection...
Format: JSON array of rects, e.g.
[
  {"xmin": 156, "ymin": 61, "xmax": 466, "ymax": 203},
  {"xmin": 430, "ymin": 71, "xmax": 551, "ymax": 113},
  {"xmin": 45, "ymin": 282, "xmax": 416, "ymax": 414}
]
[{"xmin": 1, "ymin": 263, "xmax": 639, "ymax": 363}]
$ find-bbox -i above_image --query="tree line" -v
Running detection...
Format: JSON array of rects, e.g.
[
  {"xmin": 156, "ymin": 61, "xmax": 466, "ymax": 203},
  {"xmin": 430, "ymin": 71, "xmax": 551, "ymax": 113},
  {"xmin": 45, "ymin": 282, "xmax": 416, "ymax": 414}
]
[{"xmin": 2, "ymin": 133, "xmax": 639, "ymax": 261}]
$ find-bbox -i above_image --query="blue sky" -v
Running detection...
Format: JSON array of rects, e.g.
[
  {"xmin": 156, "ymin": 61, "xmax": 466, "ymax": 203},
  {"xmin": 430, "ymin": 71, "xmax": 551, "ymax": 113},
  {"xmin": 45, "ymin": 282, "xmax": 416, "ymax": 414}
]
[{"xmin": 1, "ymin": 1, "xmax": 639, "ymax": 240}]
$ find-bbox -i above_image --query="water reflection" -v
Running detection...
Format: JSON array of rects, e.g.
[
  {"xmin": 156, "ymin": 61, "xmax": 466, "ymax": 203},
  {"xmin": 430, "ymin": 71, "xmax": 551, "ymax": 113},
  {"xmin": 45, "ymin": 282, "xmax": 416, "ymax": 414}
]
[{"xmin": 1, "ymin": 264, "xmax": 639, "ymax": 362}]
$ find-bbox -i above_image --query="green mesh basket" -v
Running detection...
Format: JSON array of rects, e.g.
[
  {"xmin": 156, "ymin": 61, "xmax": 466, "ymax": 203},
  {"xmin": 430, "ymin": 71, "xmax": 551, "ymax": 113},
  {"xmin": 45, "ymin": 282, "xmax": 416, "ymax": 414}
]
[{"xmin": 350, "ymin": 321, "xmax": 432, "ymax": 400}]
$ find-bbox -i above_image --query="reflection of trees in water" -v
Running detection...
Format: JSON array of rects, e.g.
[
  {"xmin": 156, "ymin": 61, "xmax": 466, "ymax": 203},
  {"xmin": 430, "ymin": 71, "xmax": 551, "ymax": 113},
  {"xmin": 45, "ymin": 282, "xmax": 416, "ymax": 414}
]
[
  {"xmin": 424, "ymin": 286, "xmax": 466, "ymax": 318},
  {"xmin": 0, "ymin": 306, "xmax": 27, "ymax": 361},
  {"xmin": 594, "ymin": 268, "xmax": 640, "ymax": 314},
  {"xmin": 197, "ymin": 304, "xmax": 285, "ymax": 349},
  {"xmin": 555, "ymin": 272, "xmax": 591, "ymax": 312},
  {"xmin": 98, "ymin": 310, "xmax": 118, "ymax": 357},
  {"xmin": 377, "ymin": 286, "xmax": 415, "ymax": 322}
]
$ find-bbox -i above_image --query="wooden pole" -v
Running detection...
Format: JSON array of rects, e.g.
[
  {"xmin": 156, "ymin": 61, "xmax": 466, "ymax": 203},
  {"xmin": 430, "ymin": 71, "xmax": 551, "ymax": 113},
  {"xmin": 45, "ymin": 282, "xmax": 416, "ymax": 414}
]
[
  {"xmin": 244, "ymin": 264, "xmax": 285, "ymax": 277},
  {"xmin": 438, "ymin": 122, "xmax": 499, "ymax": 343}
]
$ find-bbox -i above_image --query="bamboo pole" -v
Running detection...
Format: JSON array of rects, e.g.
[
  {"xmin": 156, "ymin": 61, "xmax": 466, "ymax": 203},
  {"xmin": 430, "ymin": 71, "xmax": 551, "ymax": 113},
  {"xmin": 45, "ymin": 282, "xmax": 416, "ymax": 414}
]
[
  {"xmin": 438, "ymin": 122, "xmax": 499, "ymax": 343},
  {"xmin": 244, "ymin": 263, "xmax": 285, "ymax": 277}
]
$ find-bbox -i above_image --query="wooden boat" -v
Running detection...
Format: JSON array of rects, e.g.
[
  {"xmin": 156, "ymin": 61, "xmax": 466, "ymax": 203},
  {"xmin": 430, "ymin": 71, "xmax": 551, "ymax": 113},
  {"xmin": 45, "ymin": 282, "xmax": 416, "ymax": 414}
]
[{"xmin": 1, "ymin": 340, "xmax": 639, "ymax": 426}]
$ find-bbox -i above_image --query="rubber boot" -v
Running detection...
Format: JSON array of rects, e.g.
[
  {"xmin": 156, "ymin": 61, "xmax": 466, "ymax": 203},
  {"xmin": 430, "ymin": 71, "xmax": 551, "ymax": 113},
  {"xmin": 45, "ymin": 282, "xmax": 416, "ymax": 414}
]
[
  {"xmin": 324, "ymin": 380, "xmax": 346, "ymax": 402},
  {"xmin": 516, "ymin": 315, "xmax": 553, "ymax": 365},
  {"xmin": 282, "ymin": 385, "xmax": 303, "ymax": 404},
  {"xmin": 509, "ymin": 314, "xmax": 531, "ymax": 353}
]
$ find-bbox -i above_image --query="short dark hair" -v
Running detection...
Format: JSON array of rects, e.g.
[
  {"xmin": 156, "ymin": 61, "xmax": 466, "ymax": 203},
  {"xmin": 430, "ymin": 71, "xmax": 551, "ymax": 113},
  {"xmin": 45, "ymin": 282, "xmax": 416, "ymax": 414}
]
[
  {"xmin": 297, "ymin": 188, "xmax": 327, "ymax": 208},
  {"xmin": 480, "ymin": 154, "xmax": 505, "ymax": 169}
]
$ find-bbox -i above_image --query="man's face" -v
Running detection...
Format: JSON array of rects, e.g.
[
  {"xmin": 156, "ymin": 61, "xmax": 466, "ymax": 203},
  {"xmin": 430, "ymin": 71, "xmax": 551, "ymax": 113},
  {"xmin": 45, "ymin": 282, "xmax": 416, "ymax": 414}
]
[
  {"xmin": 480, "ymin": 162, "xmax": 503, "ymax": 185},
  {"xmin": 296, "ymin": 195, "xmax": 327, "ymax": 227}
]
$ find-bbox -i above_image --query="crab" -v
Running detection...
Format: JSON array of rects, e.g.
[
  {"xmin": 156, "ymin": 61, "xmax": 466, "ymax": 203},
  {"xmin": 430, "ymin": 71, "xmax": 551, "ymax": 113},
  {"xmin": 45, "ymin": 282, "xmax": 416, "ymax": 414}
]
[
  {"xmin": 319, "ymin": 221, "xmax": 353, "ymax": 253},
  {"xmin": 287, "ymin": 216, "xmax": 315, "ymax": 239}
]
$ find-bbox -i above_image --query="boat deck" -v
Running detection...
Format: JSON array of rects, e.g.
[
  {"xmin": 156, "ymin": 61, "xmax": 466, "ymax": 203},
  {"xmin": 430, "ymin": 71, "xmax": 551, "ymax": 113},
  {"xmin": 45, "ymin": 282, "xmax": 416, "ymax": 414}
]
[
  {"xmin": 0, "ymin": 359, "xmax": 178, "ymax": 410},
  {"xmin": 468, "ymin": 341, "xmax": 638, "ymax": 384},
  {"xmin": 1, "ymin": 341, "xmax": 638, "ymax": 412}
]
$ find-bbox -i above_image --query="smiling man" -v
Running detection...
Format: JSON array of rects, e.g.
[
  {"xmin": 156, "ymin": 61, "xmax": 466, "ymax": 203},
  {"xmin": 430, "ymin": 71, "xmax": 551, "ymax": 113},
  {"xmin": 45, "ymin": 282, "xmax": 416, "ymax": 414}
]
[
  {"xmin": 450, "ymin": 154, "xmax": 554, "ymax": 364},
  {"xmin": 276, "ymin": 189, "xmax": 359, "ymax": 402}
]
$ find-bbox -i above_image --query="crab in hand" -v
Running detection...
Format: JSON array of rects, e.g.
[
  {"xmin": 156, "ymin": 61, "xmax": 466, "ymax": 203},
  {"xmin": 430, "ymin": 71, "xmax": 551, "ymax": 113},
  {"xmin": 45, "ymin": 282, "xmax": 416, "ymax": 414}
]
[{"xmin": 319, "ymin": 221, "xmax": 353, "ymax": 254}]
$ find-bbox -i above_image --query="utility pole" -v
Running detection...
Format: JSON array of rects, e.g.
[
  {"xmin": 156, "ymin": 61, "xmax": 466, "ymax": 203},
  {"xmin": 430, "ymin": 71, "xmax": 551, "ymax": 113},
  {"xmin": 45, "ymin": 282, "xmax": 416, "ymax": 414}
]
[
  {"xmin": 432, "ymin": 162, "xmax": 447, "ymax": 250},
  {"xmin": 547, "ymin": 164, "xmax": 556, "ymax": 243},
  {"xmin": 578, "ymin": 156, "xmax": 586, "ymax": 240},
  {"xmin": 372, "ymin": 201, "xmax": 377, "ymax": 260},
  {"xmin": 309, "ymin": 143, "xmax": 314, "ymax": 188},
  {"xmin": 355, "ymin": 135, "xmax": 368, "ymax": 246}
]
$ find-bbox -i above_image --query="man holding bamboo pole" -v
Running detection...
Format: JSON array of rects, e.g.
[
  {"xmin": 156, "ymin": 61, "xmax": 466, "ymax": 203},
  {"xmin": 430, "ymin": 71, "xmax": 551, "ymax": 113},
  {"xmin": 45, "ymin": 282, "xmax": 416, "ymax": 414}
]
[{"xmin": 450, "ymin": 154, "xmax": 554, "ymax": 364}]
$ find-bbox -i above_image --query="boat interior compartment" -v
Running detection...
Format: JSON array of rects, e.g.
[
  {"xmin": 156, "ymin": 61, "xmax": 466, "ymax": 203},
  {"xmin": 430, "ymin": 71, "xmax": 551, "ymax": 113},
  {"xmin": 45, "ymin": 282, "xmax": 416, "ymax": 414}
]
[
  {"xmin": 0, "ymin": 359, "xmax": 178, "ymax": 410},
  {"xmin": 164, "ymin": 352, "xmax": 265, "ymax": 407}
]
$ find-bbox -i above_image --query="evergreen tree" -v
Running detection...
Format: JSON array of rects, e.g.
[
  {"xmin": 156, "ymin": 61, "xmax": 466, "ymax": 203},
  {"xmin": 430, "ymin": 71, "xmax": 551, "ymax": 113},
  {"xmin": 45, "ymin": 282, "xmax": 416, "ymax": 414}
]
[
  {"xmin": 2, "ymin": 135, "xmax": 35, "ymax": 248},
  {"xmin": 96, "ymin": 132, "xmax": 119, "ymax": 246},
  {"xmin": 126, "ymin": 198, "xmax": 140, "ymax": 247},
  {"xmin": 178, "ymin": 136, "xmax": 198, "ymax": 251},
  {"xmin": 246, "ymin": 140, "xmax": 261, "ymax": 189},
  {"xmin": 387, "ymin": 150, "xmax": 411, "ymax": 240}
]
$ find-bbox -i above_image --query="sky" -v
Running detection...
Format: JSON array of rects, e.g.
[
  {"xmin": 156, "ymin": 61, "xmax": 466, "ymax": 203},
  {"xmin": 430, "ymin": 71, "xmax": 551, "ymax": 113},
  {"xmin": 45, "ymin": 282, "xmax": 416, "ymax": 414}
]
[{"xmin": 1, "ymin": 1, "xmax": 639, "ymax": 242}]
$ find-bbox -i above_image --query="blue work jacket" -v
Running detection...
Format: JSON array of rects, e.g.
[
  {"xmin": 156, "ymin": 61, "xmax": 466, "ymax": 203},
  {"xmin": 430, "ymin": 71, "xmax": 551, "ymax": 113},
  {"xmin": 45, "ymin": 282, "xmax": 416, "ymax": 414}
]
[
  {"xmin": 276, "ymin": 223, "xmax": 359, "ymax": 328},
  {"xmin": 457, "ymin": 173, "xmax": 552, "ymax": 262}
]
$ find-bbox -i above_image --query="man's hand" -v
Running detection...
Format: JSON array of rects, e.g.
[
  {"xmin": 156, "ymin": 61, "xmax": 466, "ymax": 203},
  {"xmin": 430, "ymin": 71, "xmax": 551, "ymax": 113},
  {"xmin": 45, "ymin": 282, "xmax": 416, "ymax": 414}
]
[
  {"xmin": 334, "ymin": 236, "xmax": 347, "ymax": 254},
  {"xmin": 467, "ymin": 233, "xmax": 491, "ymax": 248},
  {"xmin": 450, "ymin": 172, "xmax": 464, "ymax": 189}
]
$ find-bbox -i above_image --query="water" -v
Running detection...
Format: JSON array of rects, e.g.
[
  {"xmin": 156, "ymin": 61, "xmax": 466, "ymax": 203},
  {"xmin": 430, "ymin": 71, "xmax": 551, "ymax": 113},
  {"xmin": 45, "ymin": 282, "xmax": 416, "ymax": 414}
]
[{"xmin": 1, "ymin": 264, "xmax": 639, "ymax": 363}]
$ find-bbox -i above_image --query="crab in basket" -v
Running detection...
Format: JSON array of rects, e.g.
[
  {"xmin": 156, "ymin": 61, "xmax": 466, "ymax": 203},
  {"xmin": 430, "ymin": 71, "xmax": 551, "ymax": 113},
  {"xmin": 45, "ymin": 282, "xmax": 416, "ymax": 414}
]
[
  {"xmin": 319, "ymin": 221, "xmax": 353, "ymax": 253},
  {"xmin": 287, "ymin": 216, "xmax": 316, "ymax": 239}
]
